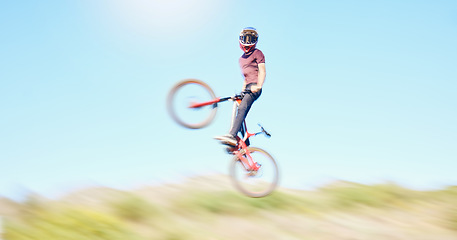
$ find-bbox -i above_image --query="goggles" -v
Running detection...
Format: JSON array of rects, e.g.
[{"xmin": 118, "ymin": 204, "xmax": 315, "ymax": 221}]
[{"xmin": 239, "ymin": 31, "xmax": 258, "ymax": 45}]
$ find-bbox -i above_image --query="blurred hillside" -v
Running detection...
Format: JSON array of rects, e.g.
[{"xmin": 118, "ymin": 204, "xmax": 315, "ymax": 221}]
[{"xmin": 1, "ymin": 175, "xmax": 457, "ymax": 240}]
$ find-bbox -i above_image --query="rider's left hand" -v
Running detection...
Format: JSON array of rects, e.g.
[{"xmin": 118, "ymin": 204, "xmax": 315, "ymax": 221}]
[{"xmin": 250, "ymin": 85, "xmax": 262, "ymax": 93}]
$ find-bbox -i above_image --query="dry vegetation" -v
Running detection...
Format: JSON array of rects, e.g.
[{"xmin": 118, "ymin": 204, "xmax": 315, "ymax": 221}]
[{"xmin": 1, "ymin": 175, "xmax": 457, "ymax": 240}]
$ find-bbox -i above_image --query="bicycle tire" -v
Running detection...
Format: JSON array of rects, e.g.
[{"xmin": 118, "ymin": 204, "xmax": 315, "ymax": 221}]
[
  {"xmin": 230, "ymin": 147, "xmax": 279, "ymax": 198},
  {"xmin": 167, "ymin": 79, "xmax": 218, "ymax": 129}
]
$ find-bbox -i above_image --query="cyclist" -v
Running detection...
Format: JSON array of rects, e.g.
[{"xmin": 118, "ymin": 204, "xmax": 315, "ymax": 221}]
[{"xmin": 215, "ymin": 27, "xmax": 266, "ymax": 146}]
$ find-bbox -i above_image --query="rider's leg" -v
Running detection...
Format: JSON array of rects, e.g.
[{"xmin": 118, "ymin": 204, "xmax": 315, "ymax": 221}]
[
  {"xmin": 229, "ymin": 89, "xmax": 262, "ymax": 137},
  {"xmin": 215, "ymin": 85, "xmax": 261, "ymax": 146}
]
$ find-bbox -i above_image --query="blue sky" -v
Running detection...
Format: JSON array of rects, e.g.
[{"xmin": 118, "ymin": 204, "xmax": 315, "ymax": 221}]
[{"xmin": 1, "ymin": 0, "xmax": 456, "ymax": 200}]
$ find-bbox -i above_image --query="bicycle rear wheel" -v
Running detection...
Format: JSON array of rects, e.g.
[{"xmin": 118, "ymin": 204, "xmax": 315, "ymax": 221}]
[
  {"xmin": 230, "ymin": 147, "xmax": 279, "ymax": 198},
  {"xmin": 167, "ymin": 79, "xmax": 217, "ymax": 129}
]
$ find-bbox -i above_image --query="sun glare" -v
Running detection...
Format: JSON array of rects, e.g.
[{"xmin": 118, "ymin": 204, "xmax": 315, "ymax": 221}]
[{"xmin": 99, "ymin": 0, "xmax": 225, "ymax": 38}]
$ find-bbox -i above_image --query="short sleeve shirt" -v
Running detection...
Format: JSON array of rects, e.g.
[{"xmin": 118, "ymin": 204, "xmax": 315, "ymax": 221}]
[{"xmin": 239, "ymin": 49, "xmax": 265, "ymax": 85}]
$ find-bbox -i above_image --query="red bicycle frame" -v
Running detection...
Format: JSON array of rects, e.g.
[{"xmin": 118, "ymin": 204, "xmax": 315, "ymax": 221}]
[
  {"xmin": 233, "ymin": 124, "xmax": 261, "ymax": 172},
  {"xmin": 188, "ymin": 93, "xmax": 269, "ymax": 172}
]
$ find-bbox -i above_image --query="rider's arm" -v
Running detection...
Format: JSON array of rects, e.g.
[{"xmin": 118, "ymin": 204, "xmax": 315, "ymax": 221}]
[{"xmin": 252, "ymin": 63, "xmax": 266, "ymax": 93}]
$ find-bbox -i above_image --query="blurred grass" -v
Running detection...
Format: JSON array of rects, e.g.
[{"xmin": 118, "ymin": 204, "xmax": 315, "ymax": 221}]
[
  {"xmin": 320, "ymin": 183, "xmax": 419, "ymax": 210},
  {"xmin": 109, "ymin": 193, "xmax": 160, "ymax": 222},
  {"xmin": 447, "ymin": 206, "xmax": 457, "ymax": 231},
  {"xmin": 172, "ymin": 190, "xmax": 308, "ymax": 216},
  {"xmin": 5, "ymin": 207, "xmax": 141, "ymax": 240},
  {"xmin": 3, "ymin": 180, "xmax": 457, "ymax": 240}
]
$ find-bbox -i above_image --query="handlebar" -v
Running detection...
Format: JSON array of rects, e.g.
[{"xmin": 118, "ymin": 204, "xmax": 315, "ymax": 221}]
[
  {"xmin": 236, "ymin": 90, "xmax": 252, "ymax": 99},
  {"xmin": 219, "ymin": 90, "xmax": 252, "ymax": 103}
]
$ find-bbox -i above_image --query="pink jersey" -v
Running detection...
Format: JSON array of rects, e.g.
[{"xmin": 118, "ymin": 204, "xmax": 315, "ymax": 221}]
[{"xmin": 239, "ymin": 49, "xmax": 265, "ymax": 85}]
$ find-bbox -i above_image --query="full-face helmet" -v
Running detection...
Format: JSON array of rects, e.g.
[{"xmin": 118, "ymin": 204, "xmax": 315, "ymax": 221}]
[{"xmin": 239, "ymin": 27, "xmax": 258, "ymax": 53}]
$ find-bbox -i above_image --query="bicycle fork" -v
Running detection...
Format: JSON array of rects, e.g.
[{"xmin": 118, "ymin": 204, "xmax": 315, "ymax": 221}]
[{"xmin": 234, "ymin": 147, "xmax": 260, "ymax": 172}]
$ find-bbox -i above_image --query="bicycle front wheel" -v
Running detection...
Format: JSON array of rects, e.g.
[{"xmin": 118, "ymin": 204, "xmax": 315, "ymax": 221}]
[
  {"xmin": 230, "ymin": 147, "xmax": 279, "ymax": 198},
  {"xmin": 167, "ymin": 79, "xmax": 217, "ymax": 129}
]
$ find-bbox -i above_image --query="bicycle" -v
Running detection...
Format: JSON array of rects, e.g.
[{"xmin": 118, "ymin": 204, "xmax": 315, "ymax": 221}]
[{"xmin": 167, "ymin": 79, "xmax": 279, "ymax": 198}]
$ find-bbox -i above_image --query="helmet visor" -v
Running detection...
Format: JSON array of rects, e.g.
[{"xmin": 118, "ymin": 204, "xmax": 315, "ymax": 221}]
[{"xmin": 239, "ymin": 33, "xmax": 258, "ymax": 45}]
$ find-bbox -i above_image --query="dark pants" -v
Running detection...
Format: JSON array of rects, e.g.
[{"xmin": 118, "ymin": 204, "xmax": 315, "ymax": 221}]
[{"xmin": 229, "ymin": 84, "xmax": 262, "ymax": 137}]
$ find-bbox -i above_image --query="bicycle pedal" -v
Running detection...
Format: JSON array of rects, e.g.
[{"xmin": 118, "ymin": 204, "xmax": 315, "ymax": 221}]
[{"xmin": 225, "ymin": 147, "xmax": 236, "ymax": 154}]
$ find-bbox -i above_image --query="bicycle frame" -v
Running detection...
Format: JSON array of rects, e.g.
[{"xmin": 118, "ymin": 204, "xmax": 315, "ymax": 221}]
[{"xmin": 189, "ymin": 95, "xmax": 265, "ymax": 172}]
